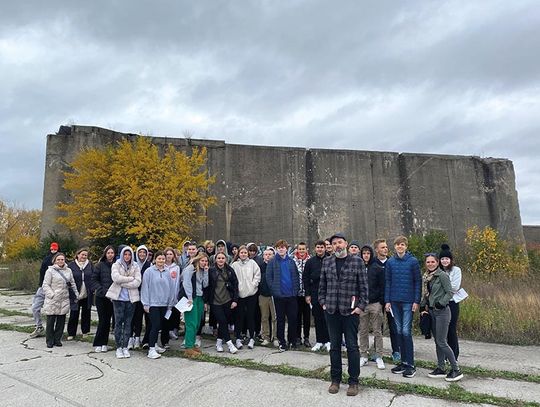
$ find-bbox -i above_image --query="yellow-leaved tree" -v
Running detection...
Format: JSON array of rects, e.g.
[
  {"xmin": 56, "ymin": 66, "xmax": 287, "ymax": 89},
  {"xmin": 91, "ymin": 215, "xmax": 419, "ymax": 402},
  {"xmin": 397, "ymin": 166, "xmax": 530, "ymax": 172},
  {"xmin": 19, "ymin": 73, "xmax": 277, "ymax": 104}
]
[
  {"xmin": 0, "ymin": 199, "xmax": 41, "ymax": 260},
  {"xmin": 58, "ymin": 137, "xmax": 216, "ymax": 249}
]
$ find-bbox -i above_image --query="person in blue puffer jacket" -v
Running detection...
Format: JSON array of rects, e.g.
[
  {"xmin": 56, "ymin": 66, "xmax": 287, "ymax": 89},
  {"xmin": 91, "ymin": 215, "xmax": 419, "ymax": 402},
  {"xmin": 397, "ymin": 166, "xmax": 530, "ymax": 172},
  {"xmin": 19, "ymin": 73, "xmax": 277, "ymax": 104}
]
[{"xmin": 384, "ymin": 236, "xmax": 421, "ymax": 379}]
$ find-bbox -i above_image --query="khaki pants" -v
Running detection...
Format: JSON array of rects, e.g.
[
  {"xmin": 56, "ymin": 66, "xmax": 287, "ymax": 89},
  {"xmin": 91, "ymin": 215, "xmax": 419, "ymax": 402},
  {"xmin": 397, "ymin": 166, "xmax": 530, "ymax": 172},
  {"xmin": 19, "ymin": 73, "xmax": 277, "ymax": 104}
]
[
  {"xmin": 258, "ymin": 295, "xmax": 277, "ymax": 341},
  {"xmin": 359, "ymin": 302, "xmax": 383, "ymax": 358}
]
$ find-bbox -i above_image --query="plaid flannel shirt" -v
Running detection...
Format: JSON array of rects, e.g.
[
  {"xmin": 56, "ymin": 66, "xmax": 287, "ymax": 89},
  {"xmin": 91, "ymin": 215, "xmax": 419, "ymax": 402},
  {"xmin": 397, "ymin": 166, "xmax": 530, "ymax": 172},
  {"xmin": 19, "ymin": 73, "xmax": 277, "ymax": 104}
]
[{"xmin": 318, "ymin": 254, "xmax": 369, "ymax": 316}]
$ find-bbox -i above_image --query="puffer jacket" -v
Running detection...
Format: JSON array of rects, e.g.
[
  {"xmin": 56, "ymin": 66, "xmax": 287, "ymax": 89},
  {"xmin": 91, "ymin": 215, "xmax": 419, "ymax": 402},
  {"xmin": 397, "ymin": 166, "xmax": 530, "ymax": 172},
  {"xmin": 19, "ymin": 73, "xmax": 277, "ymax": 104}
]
[
  {"xmin": 231, "ymin": 258, "xmax": 261, "ymax": 298},
  {"xmin": 106, "ymin": 247, "xmax": 142, "ymax": 303},
  {"xmin": 68, "ymin": 260, "xmax": 94, "ymax": 307},
  {"xmin": 384, "ymin": 252, "xmax": 422, "ymax": 304},
  {"xmin": 42, "ymin": 265, "xmax": 79, "ymax": 315}
]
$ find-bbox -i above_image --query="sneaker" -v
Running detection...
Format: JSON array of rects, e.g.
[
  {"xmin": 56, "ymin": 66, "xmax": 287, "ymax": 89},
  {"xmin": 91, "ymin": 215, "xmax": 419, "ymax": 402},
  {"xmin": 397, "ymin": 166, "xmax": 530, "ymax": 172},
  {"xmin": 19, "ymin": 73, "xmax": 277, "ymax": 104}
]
[
  {"xmin": 164, "ymin": 343, "xmax": 171, "ymax": 350},
  {"xmin": 360, "ymin": 357, "xmax": 369, "ymax": 367},
  {"xmin": 142, "ymin": 343, "xmax": 149, "ymax": 350},
  {"xmin": 155, "ymin": 345, "xmax": 166, "ymax": 354},
  {"xmin": 428, "ymin": 367, "xmax": 447, "ymax": 378},
  {"xmin": 195, "ymin": 336, "xmax": 202, "ymax": 348},
  {"xmin": 311, "ymin": 342, "xmax": 323, "ymax": 352},
  {"xmin": 303, "ymin": 338, "xmax": 312, "ymax": 348},
  {"xmin": 122, "ymin": 348, "xmax": 131, "ymax": 358},
  {"xmin": 235, "ymin": 339, "xmax": 243, "ymax": 349},
  {"xmin": 147, "ymin": 348, "xmax": 161, "ymax": 359},
  {"xmin": 82, "ymin": 333, "xmax": 88, "ymax": 339},
  {"xmin": 324, "ymin": 342, "xmax": 331, "ymax": 352},
  {"xmin": 261, "ymin": 339, "xmax": 270, "ymax": 346},
  {"xmin": 392, "ymin": 351, "xmax": 401, "ymax": 363},
  {"xmin": 226, "ymin": 340, "xmax": 238, "ymax": 354},
  {"xmin": 375, "ymin": 357, "xmax": 386, "ymax": 370},
  {"xmin": 169, "ymin": 330, "xmax": 179, "ymax": 340},
  {"xmin": 127, "ymin": 337, "xmax": 135, "ymax": 350},
  {"xmin": 101, "ymin": 345, "xmax": 108, "ymax": 352},
  {"xmin": 346, "ymin": 383, "xmax": 359, "ymax": 396},
  {"xmin": 328, "ymin": 382, "xmax": 340, "ymax": 394},
  {"xmin": 445, "ymin": 369, "xmax": 464, "ymax": 382},
  {"xmin": 278, "ymin": 344, "xmax": 287, "ymax": 352},
  {"xmin": 133, "ymin": 337, "xmax": 141, "ymax": 349},
  {"xmin": 391, "ymin": 364, "xmax": 406, "ymax": 374},
  {"xmin": 54, "ymin": 341, "xmax": 62, "ymax": 347},
  {"xmin": 403, "ymin": 367, "xmax": 416, "ymax": 378},
  {"xmin": 116, "ymin": 348, "xmax": 125, "ymax": 359},
  {"xmin": 67, "ymin": 336, "xmax": 74, "ymax": 341},
  {"xmin": 273, "ymin": 339, "xmax": 280, "ymax": 347},
  {"xmin": 94, "ymin": 346, "xmax": 102, "ymax": 353},
  {"xmin": 216, "ymin": 339, "xmax": 224, "ymax": 352},
  {"xmin": 247, "ymin": 338, "xmax": 255, "ymax": 349},
  {"xmin": 29, "ymin": 326, "xmax": 45, "ymax": 339}
]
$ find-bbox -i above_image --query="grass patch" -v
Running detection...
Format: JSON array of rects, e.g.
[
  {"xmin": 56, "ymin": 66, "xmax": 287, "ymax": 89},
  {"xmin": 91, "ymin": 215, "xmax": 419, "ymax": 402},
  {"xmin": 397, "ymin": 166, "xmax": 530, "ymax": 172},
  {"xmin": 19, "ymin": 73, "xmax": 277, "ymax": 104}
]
[
  {"xmin": 0, "ymin": 261, "xmax": 41, "ymax": 291},
  {"xmin": 0, "ymin": 308, "xmax": 32, "ymax": 317}
]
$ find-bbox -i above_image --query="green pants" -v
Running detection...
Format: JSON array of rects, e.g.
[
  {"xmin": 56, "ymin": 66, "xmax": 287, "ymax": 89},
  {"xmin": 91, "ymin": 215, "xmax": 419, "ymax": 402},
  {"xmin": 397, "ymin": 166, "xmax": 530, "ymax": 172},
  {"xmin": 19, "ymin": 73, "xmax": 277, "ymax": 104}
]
[{"xmin": 184, "ymin": 296, "xmax": 204, "ymax": 349}]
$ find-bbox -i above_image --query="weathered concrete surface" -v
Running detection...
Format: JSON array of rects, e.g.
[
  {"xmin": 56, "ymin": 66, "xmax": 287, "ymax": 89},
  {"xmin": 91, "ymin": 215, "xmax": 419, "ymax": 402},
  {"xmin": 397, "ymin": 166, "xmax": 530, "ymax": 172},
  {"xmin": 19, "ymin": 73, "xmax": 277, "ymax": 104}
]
[
  {"xmin": 524, "ymin": 225, "xmax": 540, "ymax": 247},
  {"xmin": 41, "ymin": 125, "xmax": 525, "ymax": 247}
]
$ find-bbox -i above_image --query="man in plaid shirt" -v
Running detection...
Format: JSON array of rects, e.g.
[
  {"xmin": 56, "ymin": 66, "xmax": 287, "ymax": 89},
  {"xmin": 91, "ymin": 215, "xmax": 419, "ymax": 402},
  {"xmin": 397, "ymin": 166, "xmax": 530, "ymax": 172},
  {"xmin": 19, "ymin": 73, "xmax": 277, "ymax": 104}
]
[{"xmin": 319, "ymin": 233, "xmax": 369, "ymax": 396}]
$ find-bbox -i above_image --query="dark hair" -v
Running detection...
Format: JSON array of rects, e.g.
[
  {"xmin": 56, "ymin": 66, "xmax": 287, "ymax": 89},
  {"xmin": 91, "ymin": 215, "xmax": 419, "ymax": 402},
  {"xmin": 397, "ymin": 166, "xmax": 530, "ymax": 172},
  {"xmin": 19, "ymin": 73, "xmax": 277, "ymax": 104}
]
[
  {"xmin": 99, "ymin": 245, "xmax": 115, "ymax": 263},
  {"xmin": 314, "ymin": 240, "xmax": 326, "ymax": 247},
  {"xmin": 441, "ymin": 257, "xmax": 455, "ymax": 270},
  {"xmin": 297, "ymin": 242, "xmax": 307, "ymax": 248},
  {"xmin": 153, "ymin": 250, "xmax": 165, "ymax": 259}
]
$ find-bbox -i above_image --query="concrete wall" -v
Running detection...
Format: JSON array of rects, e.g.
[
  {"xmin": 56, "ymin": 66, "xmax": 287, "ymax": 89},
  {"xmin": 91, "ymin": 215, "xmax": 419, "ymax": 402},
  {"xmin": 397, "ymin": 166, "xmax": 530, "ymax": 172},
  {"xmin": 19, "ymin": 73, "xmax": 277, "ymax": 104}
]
[
  {"xmin": 523, "ymin": 226, "xmax": 540, "ymax": 247},
  {"xmin": 41, "ymin": 125, "xmax": 525, "ymax": 248}
]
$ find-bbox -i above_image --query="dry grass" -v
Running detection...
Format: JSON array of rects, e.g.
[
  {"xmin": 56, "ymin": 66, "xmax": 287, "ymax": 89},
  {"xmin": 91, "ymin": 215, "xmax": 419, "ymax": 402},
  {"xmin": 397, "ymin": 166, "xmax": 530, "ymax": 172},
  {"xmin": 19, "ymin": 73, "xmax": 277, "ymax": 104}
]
[{"xmin": 459, "ymin": 272, "xmax": 540, "ymax": 345}]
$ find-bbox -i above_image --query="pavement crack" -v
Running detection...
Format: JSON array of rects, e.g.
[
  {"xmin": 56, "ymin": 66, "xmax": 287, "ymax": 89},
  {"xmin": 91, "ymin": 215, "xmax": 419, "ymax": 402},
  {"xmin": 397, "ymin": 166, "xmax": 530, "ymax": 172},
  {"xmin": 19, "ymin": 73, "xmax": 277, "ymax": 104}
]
[
  {"xmin": 84, "ymin": 361, "xmax": 104, "ymax": 381},
  {"xmin": 86, "ymin": 353, "xmax": 129, "ymax": 374},
  {"xmin": 387, "ymin": 394, "xmax": 398, "ymax": 407}
]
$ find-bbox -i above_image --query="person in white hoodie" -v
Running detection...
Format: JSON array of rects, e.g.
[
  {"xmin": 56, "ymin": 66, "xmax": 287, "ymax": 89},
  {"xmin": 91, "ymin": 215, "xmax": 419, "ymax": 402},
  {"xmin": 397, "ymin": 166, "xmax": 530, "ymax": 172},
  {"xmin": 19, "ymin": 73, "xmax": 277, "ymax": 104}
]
[
  {"xmin": 106, "ymin": 246, "xmax": 141, "ymax": 359},
  {"xmin": 141, "ymin": 251, "xmax": 177, "ymax": 359},
  {"xmin": 231, "ymin": 245, "xmax": 261, "ymax": 350}
]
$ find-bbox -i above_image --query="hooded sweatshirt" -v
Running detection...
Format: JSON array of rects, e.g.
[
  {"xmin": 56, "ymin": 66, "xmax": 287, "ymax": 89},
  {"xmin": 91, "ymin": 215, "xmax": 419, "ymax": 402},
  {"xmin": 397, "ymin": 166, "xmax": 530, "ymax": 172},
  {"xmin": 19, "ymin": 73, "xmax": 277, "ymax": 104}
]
[
  {"xmin": 211, "ymin": 239, "xmax": 232, "ymax": 264},
  {"xmin": 362, "ymin": 245, "xmax": 385, "ymax": 305},
  {"xmin": 231, "ymin": 258, "xmax": 261, "ymax": 298},
  {"xmin": 141, "ymin": 264, "xmax": 177, "ymax": 308},
  {"xmin": 135, "ymin": 245, "xmax": 151, "ymax": 273},
  {"xmin": 106, "ymin": 246, "xmax": 142, "ymax": 303}
]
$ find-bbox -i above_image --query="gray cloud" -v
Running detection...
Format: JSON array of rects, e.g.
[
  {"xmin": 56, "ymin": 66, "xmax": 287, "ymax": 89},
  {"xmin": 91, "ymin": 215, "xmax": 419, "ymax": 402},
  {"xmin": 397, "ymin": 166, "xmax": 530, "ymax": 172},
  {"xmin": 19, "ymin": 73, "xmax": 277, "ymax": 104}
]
[{"xmin": 1, "ymin": 0, "xmax": 539, "ymax": 224}]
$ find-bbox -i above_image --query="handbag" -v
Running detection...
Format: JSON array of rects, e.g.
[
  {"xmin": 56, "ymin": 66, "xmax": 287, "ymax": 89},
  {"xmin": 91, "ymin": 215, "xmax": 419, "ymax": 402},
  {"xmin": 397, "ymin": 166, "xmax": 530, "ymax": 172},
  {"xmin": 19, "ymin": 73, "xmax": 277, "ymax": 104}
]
[{"xmin": 54, "ymin": 269, "xmax": 79, "ymax": 311}]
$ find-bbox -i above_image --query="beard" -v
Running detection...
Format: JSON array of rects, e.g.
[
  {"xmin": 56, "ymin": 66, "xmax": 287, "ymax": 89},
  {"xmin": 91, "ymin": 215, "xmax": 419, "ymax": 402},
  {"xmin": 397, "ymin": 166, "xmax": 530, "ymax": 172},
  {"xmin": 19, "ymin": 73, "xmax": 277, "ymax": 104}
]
[{"xmin": 334, "ymin": 247, "xmax": 348, "ymax": 258}]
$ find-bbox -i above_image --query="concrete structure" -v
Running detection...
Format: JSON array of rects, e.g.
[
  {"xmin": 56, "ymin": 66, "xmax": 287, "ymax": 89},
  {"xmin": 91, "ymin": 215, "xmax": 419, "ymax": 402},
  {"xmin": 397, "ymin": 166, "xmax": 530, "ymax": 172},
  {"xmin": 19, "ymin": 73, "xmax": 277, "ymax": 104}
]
[
  {"xmin": 523, "ymin": 225, "xmax": 540, "ymax": 247},
  {"xmin": 41, "ymin": 125, "xmax": 525, "ymax": 247}
]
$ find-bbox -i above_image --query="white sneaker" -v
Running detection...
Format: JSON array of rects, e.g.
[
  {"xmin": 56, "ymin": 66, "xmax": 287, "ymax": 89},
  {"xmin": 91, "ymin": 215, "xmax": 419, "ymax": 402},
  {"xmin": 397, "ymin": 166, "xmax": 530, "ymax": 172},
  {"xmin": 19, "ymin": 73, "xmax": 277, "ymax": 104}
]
[
  {"xmin": 101, "ymin": 345, "xmax": 108, "ymax": 352},
  {"xmin": 324, "ymin": 342, "xmax": 331, "ymax": 352},
  {"xmin": 311, "ymin": 342, "xmax": 323, "ymax": 352},
  {"xmin": 122, "ymin": 348, "xmax": 131, "ymax": 358},
  {"xmin": 248, "ymin": 338, "xmax": 255, "ymax": 349},
  {"xmin": 127, "ymin": 337, "xmax": 135, "ymax": 350},
  {"xmin": 147, "ymin": 348, "xmax": 161, "ymax": 359},
  {"xmin": 261, "ymin": 339, "xmax": 270, "ymax": 346},
  {"xmin": 116, "ymin": 348, "xmax": 125, "ymax": 359},
  {"xmin": 235, "ymin": 339, "xmax": 243, "ymax": 349},
  {"xmin": 133, "ymin": 337, "xmax": 141, "ymax": 349},
  {"xmin": 360, "ymin": 357, "xmax": 369, "ymax": 367},
  {"xmin": 94, "ymin": 346, "xmax": 102, "ymax": 353},
  {"xmin": 216, "ymin": 339, "xmax": 224, "ymax": 352},
  {"xmin": 375, "ymin": 357, "xmax": 385, "ymax": 370},
  {"xmin": 169, "ymin": 330, "xmax": 179, "ymax": 340},
  {"xmin": 226, "ymin": 340, "xmax": 238, "ymax": 354},
  {"xmin": 195, "ymin": 336, "xmax": 202, "ymax": 348},
  {"xmin": 155, "ymin": 345, "xmax": 166, "ymax": 354},
  {"xmin": 273, "ymin": 339, "xmax": 280, "ymax": 347}
]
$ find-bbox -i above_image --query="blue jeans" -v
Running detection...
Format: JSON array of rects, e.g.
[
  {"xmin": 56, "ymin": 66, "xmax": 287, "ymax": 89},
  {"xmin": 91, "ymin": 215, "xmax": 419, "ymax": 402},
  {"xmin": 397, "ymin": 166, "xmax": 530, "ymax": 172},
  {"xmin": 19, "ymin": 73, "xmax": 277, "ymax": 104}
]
[
  {"xmin": 391, "ymin": 302, "xmax": 414, "ymax": 367},
  {"xmin": 113, "ymin": 300, "xmax": 135, "ymax": 348},
  {"xmin": 325, "ymin": 311, "xmax": 360, "ymax": 384}
]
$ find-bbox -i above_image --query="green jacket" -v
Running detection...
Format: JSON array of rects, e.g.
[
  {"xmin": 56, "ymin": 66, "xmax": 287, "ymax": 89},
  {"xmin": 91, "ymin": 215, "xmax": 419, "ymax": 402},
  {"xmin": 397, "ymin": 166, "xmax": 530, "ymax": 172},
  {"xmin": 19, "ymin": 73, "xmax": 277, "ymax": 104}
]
[{"xmin": 420, "ymin": 269, "xmax": 453, "ymax": 309}]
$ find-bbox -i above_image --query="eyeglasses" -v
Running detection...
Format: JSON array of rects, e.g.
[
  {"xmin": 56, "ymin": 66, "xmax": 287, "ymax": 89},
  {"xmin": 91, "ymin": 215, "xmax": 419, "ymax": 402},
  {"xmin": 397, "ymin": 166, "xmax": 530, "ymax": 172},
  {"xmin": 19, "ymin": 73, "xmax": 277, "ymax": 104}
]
[{"xmin": 424, "ymin": 252, "xmax": 438, "ymax": 258}]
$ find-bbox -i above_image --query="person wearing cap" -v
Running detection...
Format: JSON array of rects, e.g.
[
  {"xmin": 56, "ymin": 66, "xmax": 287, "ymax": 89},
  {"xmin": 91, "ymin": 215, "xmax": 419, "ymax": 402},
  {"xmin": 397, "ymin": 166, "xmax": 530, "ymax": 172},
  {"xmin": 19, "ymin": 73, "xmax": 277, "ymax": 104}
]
[
  {"xmin": 29, "ymin": 242, "xmax": 59, "ymax": 339},
  {"xmin": 319, "ymin": 233, "xmax": 368, "ymax": 397},
  {"xmin": 348, "ymin": 240, "xmax": 361, "ymax": 256}
]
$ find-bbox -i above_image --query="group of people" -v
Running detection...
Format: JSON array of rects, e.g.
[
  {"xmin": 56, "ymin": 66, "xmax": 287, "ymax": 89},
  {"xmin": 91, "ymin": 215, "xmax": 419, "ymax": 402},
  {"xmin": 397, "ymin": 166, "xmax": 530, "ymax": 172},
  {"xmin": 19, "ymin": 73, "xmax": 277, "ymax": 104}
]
[{"xmin": 29, "ymin": 234, "xmax": 465, "ymax": 396}]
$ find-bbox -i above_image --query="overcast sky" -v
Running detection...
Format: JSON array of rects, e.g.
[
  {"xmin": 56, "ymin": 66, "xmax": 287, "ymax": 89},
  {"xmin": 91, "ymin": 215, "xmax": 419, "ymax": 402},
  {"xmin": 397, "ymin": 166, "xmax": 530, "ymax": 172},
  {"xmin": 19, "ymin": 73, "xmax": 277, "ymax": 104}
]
[{"xmin": 1, "ymin": 1, "xmax": 539, "ymax": 224}]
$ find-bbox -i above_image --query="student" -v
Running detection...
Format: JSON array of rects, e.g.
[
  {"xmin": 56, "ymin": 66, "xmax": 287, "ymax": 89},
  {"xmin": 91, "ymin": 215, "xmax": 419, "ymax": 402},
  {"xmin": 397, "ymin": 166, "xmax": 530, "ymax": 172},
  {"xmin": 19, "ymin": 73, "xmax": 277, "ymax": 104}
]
[
  {"xmin": 208, "ymin": 252, "xmax": 239, "ymax": 354},
  {"xmin": 90, "ymin": 245, "xmax": 115, "ymax": 353},
  {"xmin": 163, "ymin": 247, "xmax": 181, "ymax": 345},
  {"xmin": 384, "ymin": 236, "xmax": 421, "ymax": 378},
  {"xmin": 292, "ymin": 242, "xmax": 311, "ymax": 347},
  {"xmin": 129, "ymin": 245, "xmax": 151, "ymax": 350},
  {"xmin": 231, "ymin": 245, "xmax": 261, "ymax": 349},
  {"xmin": 211, "ymin": 239, "xmax": 232, "ymax": 264},
  {"xmin": 359, "ymin": 245, "xmax": 385, "ymax": 370},
  {"xmin": 42, "ymin": 252, "xmax": 79, "ymax": 348},
  {"xmin": 258, "ymin": 247, "xmax": 277, "ymax": 346},
  {"xmin": 204, "ymin": 240, "xmax": 216, "ymax": 258},
  {"xmin": 324, "ymin": 239, "xmax": 333, "ymax": 256},
  {"xmin": 106, "ymin": 246, "xmax": 142, "ymax": 359},
  {"xmin": 141, "ymin": 251, "xmax": 177, "ymax": 359},
  {"xmin": 67, "ymin": 247, "xmax": 94, "ymax": 340},
  {"xmin": 439, "ymin": 244, "xmax": 463, "ymax": 360},
  {"xmin": 421, "ymin": 253, "xmax": 463, "ymax": 382},
  {"xmin": 266, "ymin": 240, "xmax": 299, "ymax": 352},
  {"xmin": 181, "ymin": 253, "xmax": 210, "ymax": 357},
  {"xmin": 348, "ymin": 241, "xmax": 361, "ymax": 256},
  {"xmin": 29, "ymin": 242, "xmax": 59, "ymax": 339},
  {"xmin": 304, "ymin": 240, "xmax": 330, "ymax": 352}
]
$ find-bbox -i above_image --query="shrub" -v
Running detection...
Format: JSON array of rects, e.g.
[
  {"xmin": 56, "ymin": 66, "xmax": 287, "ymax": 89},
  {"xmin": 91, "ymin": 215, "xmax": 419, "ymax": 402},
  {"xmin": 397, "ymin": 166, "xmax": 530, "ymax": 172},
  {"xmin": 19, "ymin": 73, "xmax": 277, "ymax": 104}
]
[
  {"xmin": 0, "ymin": 260, "xmax": 41, "ymax": 291},
  {"xmin": 407, "ymin": 230, "xmax": 448, "ymax": 261}
]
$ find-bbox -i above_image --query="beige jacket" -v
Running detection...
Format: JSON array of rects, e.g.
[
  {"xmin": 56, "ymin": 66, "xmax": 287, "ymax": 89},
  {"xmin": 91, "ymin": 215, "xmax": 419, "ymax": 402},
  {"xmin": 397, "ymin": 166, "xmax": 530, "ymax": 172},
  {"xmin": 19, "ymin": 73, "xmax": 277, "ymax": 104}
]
[
  {"xmin": 42, "ymin": 266, "xmax": 79, "ymax": 315},
  {"xmin": 106, "ymin": 261, "xmax": 141, "ymax": 302}
]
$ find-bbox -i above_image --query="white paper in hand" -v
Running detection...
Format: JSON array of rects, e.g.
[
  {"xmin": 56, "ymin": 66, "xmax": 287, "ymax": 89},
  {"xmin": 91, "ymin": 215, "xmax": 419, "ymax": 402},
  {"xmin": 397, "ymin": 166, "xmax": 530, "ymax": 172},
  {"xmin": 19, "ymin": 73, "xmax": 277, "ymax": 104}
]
[
  {"xmin": 164, "ymin": 309, "xmax": 172, "ymax": 320},
  {"xmin": 175, "ymin": 297, "xmax": 193, "ymax": 313}
]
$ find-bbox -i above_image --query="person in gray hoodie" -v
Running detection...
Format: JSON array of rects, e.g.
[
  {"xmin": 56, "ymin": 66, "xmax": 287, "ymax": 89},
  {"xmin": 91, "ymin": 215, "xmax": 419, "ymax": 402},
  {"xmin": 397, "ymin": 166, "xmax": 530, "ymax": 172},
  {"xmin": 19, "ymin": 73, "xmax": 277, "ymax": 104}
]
[{"xmin": 141, "ymin": 251, "xmax": 177, "ymax": 359}]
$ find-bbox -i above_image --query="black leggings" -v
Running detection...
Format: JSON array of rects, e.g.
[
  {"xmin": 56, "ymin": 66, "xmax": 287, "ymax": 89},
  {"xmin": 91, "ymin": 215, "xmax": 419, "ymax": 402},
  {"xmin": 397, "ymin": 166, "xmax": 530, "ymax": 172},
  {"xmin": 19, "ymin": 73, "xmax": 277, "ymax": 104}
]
[
  {"xmin": 447, "ymin": 301, "xmax": 460, "ymax": 359},
  {"xmin": 211, "ymin": 302, "xmax": 234, "ymax": 342},
  {"xmin": 93, "ymin": 296, "xmax": 113, "ymax": 346},
  {"xmin": 148, "ymin": 306, "xmax": 168, "ymax": 348},
  {"xmin": 235, "ymin": 294, "xmax": 257, "ymax": 339}
]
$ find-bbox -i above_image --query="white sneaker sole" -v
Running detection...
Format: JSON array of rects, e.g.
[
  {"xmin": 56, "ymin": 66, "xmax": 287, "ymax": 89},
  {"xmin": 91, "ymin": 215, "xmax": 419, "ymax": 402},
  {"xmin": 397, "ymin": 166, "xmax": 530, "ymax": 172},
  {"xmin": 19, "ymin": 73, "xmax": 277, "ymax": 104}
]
[{"xmin": 445, "ymin": 374, "xmax": 464, "ymax": 382}]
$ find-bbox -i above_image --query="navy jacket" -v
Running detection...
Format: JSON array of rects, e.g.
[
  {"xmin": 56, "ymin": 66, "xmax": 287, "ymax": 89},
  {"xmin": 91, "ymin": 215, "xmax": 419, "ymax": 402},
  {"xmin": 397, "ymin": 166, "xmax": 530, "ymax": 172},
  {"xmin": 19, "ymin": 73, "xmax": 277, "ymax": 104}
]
[
  {"xmin": 384, "ymin": 252, "xmax": 422, "ymax": 304},
  {"xmin": 68, "ymin": 260, "xmax": 94, "ymax": 307},
  {"xmin": 303, "ymin": 254, "xmax": 325, "ymax": 299},
  {"xmin": 266, "ymin": 255, "xmax": 300, "ymax": 298},
  {"xmin": 90, "ymin": 260, "xmax": 114, "ymax": 298}
]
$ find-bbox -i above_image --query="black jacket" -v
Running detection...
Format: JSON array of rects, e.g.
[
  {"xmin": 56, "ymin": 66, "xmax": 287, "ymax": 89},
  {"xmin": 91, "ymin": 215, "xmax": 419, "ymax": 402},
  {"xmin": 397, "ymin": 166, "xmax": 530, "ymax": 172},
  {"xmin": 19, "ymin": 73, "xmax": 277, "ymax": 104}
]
[
  {"xmin": 39, "ymin": 252, "xmax": 55, "ymax": 287},
  {"xmin": 369, "ymin": 257, "xmax": 387, "ymax": 305},
  {"xmin": 207, "ymin": 264, "xmax": 239, "ymax": 304},
  {"xmin": 259, "ymin": 262, "xmax": 272, "ymax": 297},
  {"xmin": 68, "ymin": 260, "xmax": 95, "ymax": 307},
  {"xmin": 303, "ymin": 254, "xmax": 325, "ymax": 299},
  {"xmin": 90, "ymin": 260, "xmax": 114, "ymax": 298}
]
